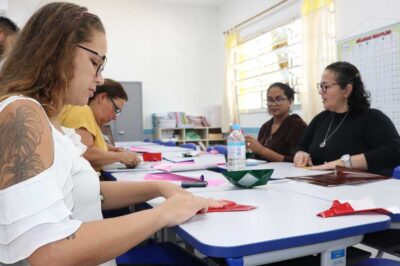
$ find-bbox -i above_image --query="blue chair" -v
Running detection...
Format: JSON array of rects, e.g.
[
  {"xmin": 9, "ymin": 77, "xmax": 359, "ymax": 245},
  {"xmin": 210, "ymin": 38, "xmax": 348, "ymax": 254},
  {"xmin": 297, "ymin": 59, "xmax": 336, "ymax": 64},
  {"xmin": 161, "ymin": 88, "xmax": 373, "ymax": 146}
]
[
  {"xmin": 143, "ymin": 138, "xmax": 151, "ymax": 142},
  {"xmin": 163, "ymin": 140, "xmax": 177, "ymax": 147},
  {"xmin": 181, "ymin": 143, "xmax": 197, "ymax": 150},
  {"xmin": 393, "ymin": 166, "xmax": 400, "ymax": 179},
  {"xmin": 355, "ymin": 258, "xmax": 400, "ymax": 266},
  {"xmin": 207, "ymin": 144, "xmax": 227, "ymax": 156}
]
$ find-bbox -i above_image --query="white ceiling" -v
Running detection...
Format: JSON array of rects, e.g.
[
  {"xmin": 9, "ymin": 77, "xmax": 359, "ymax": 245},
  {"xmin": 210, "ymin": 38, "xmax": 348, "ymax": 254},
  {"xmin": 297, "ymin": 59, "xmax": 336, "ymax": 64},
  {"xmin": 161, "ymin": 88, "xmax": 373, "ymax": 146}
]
[{"xmin": 148, "ymin": 0, "xmax": 227, "ymax": 7}]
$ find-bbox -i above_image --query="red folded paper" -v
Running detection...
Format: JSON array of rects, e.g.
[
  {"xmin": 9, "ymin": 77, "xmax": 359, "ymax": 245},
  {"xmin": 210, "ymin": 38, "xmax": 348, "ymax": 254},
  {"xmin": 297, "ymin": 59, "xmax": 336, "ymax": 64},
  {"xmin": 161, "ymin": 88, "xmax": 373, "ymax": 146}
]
[
  {"xmin": 143, "ymin": 152, "xmax": 162, "ymax": 162},
  {"xmin": 207, "ymin": 200, "xmax": 256, "ymax": 213},
  {"xmin": 317, "ymin": 200, "xmax": 391, "ymax": 218}
]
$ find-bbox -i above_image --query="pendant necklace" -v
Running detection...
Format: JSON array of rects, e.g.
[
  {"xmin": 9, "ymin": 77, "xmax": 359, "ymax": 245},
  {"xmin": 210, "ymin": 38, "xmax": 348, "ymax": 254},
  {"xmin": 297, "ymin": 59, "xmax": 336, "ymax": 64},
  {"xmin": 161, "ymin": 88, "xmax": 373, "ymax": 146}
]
[{"xmin": 320, "ymin": 112, "xmax": 349, "ymax": 148}]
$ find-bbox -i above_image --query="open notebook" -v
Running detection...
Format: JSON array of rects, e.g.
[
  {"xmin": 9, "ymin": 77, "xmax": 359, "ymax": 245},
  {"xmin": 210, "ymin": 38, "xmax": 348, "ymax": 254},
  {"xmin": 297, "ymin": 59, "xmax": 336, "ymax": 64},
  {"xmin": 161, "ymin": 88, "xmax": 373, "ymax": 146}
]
[{"xmin": 287, "ymin": 166, "xmax": 390, "ymax": 187}]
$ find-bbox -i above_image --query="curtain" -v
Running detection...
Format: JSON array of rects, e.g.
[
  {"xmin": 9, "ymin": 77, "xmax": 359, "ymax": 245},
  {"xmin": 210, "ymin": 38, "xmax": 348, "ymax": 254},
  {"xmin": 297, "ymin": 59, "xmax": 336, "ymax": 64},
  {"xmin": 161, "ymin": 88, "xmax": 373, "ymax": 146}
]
[
  {"xmin": 221, "ymin": 32, "xmax": 239, "ymax": 133},
  {"xmin": 300, "ymin": 0, "xmax": 336, "ymax": 123}
]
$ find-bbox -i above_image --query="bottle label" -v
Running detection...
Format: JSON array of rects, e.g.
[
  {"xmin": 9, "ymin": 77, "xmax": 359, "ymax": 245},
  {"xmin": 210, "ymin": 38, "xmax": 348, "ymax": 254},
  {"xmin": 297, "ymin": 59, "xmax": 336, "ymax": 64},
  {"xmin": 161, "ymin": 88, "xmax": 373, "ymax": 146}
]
[{"xmin": 227, "ymin": 142, "xmax": 246, "ymax": 171}]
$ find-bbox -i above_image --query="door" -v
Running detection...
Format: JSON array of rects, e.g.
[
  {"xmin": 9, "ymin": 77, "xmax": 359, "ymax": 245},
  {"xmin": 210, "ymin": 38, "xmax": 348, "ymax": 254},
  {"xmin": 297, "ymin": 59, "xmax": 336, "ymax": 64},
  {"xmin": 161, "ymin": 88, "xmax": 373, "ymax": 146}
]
[{"xmin": 109, "ymin": 81, "xmax": 143, "ymax": 142}]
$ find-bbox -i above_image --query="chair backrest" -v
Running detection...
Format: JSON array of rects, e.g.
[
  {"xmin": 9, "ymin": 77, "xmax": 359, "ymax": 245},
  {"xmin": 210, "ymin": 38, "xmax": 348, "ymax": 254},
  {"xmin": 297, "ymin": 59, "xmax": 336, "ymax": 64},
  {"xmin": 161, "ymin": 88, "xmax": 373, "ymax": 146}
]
[
  {"xmin": 163, "ymin": 141, "xmax": 176, "ymax": 147},
  {"xmin": 393, "ymin": 166, "xmax": 400, "ymax": 179},
  {"xmin": 207, "ymin": 144, "xmax": 227, "ymax": 156},
  {"xmin": 181, "ymin": 143, "xmax": 197, "ymax": 150}
]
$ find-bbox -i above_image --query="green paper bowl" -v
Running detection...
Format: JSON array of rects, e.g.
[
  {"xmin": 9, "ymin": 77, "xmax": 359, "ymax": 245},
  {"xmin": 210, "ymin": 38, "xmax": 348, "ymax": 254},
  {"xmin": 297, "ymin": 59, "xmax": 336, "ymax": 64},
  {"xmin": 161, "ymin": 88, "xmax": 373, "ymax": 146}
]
[{"xmin": 222, "ymin": 169, "xmax": 273, "ymax": 189}]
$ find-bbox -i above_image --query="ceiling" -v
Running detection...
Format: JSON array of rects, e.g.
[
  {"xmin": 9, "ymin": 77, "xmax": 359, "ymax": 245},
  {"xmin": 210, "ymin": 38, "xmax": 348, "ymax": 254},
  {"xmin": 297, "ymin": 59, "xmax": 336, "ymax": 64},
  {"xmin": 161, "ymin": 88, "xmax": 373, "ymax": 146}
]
[{"xmin": 149, "ymin": 0, "xmax": 228, "ymax": 7}]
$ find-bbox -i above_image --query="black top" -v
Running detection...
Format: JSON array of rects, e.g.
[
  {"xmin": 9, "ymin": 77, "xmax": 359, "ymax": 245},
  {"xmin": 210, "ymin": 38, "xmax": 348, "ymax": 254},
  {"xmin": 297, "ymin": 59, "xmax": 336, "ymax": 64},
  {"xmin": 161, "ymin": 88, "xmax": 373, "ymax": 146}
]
[
  {"xmin": 298, "ymin": 109, "xmax": 400, "ymax": 176},
  {"xmin": 257, "ymin": 114, "xmax": 307, "ymax": 162}
]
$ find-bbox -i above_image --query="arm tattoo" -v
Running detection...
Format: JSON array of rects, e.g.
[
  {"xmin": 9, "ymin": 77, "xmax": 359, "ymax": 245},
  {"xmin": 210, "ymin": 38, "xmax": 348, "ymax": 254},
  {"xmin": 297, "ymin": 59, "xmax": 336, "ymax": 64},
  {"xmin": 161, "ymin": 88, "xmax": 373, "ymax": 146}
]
[
  {"xmin": 0, "ymin": 105, "xmax": 45, "ymax": 189},
  {"xmin": 66, "ymin": 233, "xmax": 76, "ymax": 240}
]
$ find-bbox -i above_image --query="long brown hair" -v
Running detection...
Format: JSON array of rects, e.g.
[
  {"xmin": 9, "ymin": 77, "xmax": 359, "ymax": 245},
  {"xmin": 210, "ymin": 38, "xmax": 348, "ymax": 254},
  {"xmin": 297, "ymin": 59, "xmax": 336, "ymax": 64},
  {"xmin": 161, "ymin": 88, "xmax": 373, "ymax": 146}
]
[{"xmin": 0, "ymin": 2, "xmax": 105, "ymax": 117}]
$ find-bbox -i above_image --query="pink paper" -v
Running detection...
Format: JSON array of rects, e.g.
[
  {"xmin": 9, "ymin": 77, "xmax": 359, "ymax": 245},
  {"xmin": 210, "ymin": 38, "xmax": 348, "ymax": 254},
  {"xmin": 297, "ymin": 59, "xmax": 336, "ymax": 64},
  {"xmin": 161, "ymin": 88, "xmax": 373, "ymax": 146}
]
[
  {"xmin": 153, "ymin": 162, "xmax": 194, "ymax": 172},
  {"xmin": 144, "ymin": 173, "xmax": 225, "ymax": 187},
  {"xmin": 145, "ymin": 173, "xmax": 200, "ymax": 182},
  {"xmin": 130, "ymin": 146, "xmax": 153, "ymax": 153},
  {"xmin": 206, "ymin": 179, "xmax": 226, "ymax": 187}
]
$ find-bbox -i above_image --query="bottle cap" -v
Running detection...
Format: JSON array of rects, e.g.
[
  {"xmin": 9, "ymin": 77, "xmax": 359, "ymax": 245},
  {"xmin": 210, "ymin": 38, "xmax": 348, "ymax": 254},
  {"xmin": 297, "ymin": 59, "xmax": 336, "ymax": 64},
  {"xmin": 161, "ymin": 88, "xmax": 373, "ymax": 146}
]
[{"xmin": 231, "ymin": 124, "xmax": 241, "ymax": 130}]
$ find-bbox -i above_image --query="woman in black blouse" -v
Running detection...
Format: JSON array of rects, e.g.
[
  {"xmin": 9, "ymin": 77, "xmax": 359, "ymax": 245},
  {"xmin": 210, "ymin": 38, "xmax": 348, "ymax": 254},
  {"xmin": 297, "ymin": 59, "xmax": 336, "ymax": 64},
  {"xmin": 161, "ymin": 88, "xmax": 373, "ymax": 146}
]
[
  {"xmin": 245, "ymin": 82, "xmax": 307, "ymax": 162},
  {"xmin": 294, "ymin": 61, "xmax": 400, "ymax": 176}
]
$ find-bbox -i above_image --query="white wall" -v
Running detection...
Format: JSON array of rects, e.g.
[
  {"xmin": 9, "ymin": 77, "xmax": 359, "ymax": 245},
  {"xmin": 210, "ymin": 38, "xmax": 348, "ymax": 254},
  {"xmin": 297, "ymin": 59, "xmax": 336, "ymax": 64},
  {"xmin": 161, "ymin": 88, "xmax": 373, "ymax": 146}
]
[
  {"xmin": 335, "ymin": 0, "xmax": 400, "ymax": 41},
  {"xmin": 6, "ymin": 0, "xmax": 222, "ymax": 130}
]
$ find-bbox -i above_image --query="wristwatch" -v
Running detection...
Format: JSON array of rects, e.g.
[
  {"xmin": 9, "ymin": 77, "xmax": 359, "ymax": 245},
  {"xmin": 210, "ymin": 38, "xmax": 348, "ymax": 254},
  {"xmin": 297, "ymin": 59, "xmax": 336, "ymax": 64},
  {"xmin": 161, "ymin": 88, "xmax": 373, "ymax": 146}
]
[{"xmin": 340, "ymin": 154, "xmax": 352, "ymax": 168}]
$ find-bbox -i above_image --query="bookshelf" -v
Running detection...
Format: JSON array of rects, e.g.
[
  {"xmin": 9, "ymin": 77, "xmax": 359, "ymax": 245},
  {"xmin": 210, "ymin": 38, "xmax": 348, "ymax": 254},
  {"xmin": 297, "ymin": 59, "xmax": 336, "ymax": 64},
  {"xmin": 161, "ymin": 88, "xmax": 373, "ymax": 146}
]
[{"xmin": 153, "ymin": 127, "xmax": 226, "ymax": 147}]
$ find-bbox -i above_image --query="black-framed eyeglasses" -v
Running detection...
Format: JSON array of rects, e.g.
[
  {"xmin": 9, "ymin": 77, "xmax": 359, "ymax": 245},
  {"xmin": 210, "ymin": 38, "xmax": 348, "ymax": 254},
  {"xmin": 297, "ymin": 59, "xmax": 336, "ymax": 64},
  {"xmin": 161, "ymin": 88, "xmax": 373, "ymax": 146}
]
[
  {"xmin": 317, "ymin": 82, "xmax": 339, "ymax": 93},
  {"xmin": 77, "ymin": 44, "xmax": 107, "ymax": 76},
  {"xmin": 108, "ymin": 97, "xmax": 121, "ymax": 116},
  {"xmin": 266, "ymin": 97, "xmax": 288, "ymax": 106}
]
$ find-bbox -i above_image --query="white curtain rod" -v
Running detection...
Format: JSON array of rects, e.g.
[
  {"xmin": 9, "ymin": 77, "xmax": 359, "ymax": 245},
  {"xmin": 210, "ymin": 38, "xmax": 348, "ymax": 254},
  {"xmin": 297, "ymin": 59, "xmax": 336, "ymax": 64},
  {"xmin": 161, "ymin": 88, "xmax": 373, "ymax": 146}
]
[{"xmin": 223, "ymin": 0, "xmax": 289, "ymax": 34}]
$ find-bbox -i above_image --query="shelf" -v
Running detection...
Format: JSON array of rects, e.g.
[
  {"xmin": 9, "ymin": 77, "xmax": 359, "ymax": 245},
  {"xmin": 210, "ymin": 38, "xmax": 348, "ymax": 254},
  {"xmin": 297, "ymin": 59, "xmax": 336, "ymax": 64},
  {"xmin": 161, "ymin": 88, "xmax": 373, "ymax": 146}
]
[{"xmin": 154, "ymin": 127, "xmax": 226, "ymax": 147}]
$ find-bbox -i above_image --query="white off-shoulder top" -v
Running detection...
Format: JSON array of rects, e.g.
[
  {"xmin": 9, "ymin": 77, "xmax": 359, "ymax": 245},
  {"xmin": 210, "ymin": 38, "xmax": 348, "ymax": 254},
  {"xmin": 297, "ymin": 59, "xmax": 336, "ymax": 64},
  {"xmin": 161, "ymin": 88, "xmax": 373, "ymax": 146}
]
[{"xmin": 0, "ymin": 96, "xmax": 116, "ymax": 266}]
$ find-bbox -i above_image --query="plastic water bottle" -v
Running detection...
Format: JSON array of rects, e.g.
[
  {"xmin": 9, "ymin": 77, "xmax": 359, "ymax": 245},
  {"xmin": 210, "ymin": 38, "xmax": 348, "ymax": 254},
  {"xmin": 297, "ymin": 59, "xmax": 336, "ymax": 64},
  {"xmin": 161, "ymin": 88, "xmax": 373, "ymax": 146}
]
[{"xmin": 227, "ymin": 124, "xmax": 246, "ymax": 171}]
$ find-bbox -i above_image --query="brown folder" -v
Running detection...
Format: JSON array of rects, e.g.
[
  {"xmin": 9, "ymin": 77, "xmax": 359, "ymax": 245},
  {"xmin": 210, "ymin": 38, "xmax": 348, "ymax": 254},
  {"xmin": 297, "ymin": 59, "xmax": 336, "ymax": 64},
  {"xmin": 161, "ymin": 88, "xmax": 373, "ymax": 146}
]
[{"xmin": 287, "ymin": 166, "xmax": 390, "ymax": 187}]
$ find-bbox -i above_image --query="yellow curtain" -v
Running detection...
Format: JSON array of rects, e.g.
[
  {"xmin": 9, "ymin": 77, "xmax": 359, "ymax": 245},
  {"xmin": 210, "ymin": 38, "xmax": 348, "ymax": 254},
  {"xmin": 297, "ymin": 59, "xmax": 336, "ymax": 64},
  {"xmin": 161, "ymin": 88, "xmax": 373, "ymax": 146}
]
[
  {"xmin": 300, "ymin": 0, "xmax": 336, "ymax": 122},
  {"xmin": 221, "ymin": 32, "xmax": 239, "ymax": 133}
]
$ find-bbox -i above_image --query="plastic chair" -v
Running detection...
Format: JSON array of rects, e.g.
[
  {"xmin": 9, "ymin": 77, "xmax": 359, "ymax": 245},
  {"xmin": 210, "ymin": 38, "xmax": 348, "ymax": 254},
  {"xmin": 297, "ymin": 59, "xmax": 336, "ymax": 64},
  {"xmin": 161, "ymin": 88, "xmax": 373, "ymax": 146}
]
[
  {"xmin": 207, "ymin": 144, "xmax": 227, "ymax": 156},
  {"xmin": 362, "ymin": 230, "xmax": 400, "ymax": 259},
  {"xmin": 393, "ymin": 166, "xmax": 400, "ymax": 179},
  {"xmin": 181, "ymin": 143, "xmax": 197, "ymax": 150},
  {"xmin": 355, "ymin": 258, "xmax": 400, "ymax": 266},
  {"xmin": 163, "ymin": 140, "xmax": 176, "ymax": 147}
]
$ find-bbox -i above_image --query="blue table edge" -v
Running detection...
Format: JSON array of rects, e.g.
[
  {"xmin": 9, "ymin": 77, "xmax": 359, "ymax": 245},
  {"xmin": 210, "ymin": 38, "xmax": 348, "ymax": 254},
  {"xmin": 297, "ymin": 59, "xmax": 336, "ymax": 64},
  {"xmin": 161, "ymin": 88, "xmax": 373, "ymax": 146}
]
[{"xmin": 173, "ymin": 218, "xmax": 391, "ymax": 258}]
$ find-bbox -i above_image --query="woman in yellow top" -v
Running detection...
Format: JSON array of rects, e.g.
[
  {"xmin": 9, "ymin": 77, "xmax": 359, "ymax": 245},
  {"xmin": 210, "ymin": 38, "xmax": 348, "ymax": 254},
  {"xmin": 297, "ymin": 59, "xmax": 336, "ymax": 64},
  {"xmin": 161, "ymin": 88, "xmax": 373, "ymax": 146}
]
[{"xmin": 59, "ymin": 79, "xmax": 141, "ymax": 169}]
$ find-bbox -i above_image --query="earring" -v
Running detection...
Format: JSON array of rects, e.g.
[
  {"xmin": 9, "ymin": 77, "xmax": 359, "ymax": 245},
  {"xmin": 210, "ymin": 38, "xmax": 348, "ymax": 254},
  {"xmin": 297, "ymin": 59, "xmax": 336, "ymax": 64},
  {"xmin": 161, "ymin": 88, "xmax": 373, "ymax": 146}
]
[{"xmin": 344, "ymin": 97, "xmax": 349, "ymax": 111}]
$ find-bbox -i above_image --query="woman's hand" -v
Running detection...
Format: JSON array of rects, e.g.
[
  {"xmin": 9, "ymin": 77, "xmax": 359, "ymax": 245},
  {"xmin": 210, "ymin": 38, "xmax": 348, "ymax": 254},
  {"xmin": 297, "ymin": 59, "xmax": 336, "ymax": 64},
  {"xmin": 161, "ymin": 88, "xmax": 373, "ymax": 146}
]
[
  {"xmin": 155, "ymin": 194, "xmax": 232, "ymax": 227},
  {"xmin": 293, "ymin": 151, "xmax": 313, "ymax": 167},
  {"xmin": 119, "ymin": 151, "xmax": 142, "ymax": 167},
  {"xmin": 155, "ymin": 194, "xmax": 209, "ymax": 227},
  {"xmin": 308, "ymin": 159, "xmax": 341, "ymax": 170},
  {"xmin": 245, "ymin": 135, "xmax": 263, "ymax": 153}
]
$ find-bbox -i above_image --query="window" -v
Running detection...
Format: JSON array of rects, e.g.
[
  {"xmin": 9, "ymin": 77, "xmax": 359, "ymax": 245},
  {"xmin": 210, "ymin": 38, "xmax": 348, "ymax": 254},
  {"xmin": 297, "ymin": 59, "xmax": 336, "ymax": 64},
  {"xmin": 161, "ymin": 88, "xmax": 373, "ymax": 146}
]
[{"xmin": 232, "ymin": 18, "xmax": 303, "ymax": 113}]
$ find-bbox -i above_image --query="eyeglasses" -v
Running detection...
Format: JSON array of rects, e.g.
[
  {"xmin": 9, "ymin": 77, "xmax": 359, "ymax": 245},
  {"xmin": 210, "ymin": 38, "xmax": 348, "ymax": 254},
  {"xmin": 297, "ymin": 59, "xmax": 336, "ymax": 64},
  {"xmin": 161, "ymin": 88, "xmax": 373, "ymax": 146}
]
[
  {"xmin": 317, "ymin": 82, "xmax": 339, "ymax": 93},
  {"xmin": 77, "ymin": 44, "xmax": 107, "ymax": 76},
  {"xmin": 108, "ymin": 97, "xmax": 121, "ymax": 116},
  {"xmin": 266, "ymin": 97, "xmax": 288, "ymax": 106}
]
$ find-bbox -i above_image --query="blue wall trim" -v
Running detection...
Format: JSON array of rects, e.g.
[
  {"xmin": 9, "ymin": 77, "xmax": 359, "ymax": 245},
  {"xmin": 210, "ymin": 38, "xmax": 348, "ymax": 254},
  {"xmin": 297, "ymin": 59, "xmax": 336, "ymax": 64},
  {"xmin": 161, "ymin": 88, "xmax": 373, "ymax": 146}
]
[
  {"xmin": 242, "ymin": 127, "xmax": 260, "ymax": 135},
  {"xmin": 144, "ymin": 129, "xmax": 153, "ymax": 136}
]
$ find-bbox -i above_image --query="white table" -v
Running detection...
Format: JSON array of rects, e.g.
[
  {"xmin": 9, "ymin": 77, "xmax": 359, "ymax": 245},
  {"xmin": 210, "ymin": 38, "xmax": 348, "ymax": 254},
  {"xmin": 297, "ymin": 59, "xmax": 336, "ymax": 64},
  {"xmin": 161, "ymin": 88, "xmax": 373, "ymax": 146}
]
[
  {"xmin": 217, "ymin": 162, "xmax": 333, "ymax": 180},
  {"xmin": 270, "ymin": 178, "xmax": 400, "ymax": 224},
  {"xmin": 148, "ymin": 188, "xmax": 390, "ymax": 266}
]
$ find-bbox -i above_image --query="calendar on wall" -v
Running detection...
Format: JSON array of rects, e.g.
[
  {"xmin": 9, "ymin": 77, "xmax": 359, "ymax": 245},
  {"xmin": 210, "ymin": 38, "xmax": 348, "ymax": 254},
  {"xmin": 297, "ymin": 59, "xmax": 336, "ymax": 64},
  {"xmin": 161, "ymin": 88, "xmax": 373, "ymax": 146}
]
[{"xmin": 338, "ymin": 23, "xmax": 400, "ymax": 133}]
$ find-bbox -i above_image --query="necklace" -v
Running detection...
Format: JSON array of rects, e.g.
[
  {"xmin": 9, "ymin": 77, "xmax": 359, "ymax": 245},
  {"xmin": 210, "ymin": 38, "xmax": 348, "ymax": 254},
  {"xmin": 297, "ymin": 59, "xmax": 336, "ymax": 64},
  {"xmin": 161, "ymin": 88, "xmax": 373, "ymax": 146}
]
[
  {"xmin": 319, "ymin": 112, "xmax": 349, "ymax": 148},
  {"xmin": 264, "ymin": 135, "xmax": 272, "ymax": 146}
]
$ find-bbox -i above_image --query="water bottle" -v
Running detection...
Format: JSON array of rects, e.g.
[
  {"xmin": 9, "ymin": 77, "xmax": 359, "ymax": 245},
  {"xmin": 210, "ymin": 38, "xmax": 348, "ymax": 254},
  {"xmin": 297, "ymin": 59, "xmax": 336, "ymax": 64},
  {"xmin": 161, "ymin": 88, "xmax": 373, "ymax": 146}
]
[{"xmin": 227, "ymin": 124, "xmax": 246, "ymax": 171}]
